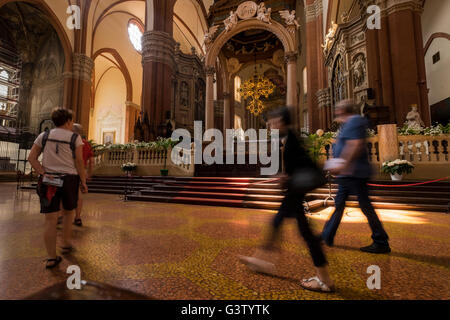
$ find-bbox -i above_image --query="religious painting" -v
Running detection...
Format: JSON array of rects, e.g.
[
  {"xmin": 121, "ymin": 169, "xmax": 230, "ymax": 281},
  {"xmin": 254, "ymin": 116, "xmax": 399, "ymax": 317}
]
[{"xmin": 102, "ymin": 131, "xmax": 116, "ymax": 145}]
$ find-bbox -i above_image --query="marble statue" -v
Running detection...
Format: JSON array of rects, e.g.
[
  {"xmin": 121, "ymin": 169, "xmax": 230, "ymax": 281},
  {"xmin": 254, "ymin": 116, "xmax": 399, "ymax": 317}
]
[
  {"xmin": 279, "ymin": 10, "xmax": 300, "ymax": 29},
  {"xmin": 204, "ymin": 25, "xmax": 220, "ymax": 45},
  {"xmin": 257, "ymin": 2, "xmax": 272, "ymax": 24},
  {"xmin": 406, "ymin": 104, "xmax": 425, "ymax": 130},
  {"xmin": 322, "ymin": 21, "xmax": 338, "ymax": 55},
  {"xmin": 224, "ymin": 11, "xmax": 238, "ymax": 32}
]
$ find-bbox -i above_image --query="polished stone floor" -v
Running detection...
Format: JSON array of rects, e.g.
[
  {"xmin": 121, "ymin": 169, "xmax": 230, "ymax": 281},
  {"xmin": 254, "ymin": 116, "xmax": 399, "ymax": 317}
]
[{"xmin": 0, "ymin": 182, "xmax": 448, "ymax": 300}]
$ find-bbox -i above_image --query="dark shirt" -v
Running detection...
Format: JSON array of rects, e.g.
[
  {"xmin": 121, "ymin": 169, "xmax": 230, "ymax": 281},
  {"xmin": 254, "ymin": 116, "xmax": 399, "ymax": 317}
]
[
  {"xmin": 283, "ymin": 130, "xmax": 314, "ymax": 176},
  {"xmin": 333, "ymin": 115, "xmax": 371, "ymax": 178}
]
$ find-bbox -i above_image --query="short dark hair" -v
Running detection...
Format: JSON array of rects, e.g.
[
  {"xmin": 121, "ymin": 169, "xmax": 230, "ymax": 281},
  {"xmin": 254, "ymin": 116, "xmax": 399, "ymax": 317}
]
[
  {"xmin": 335, "ymin": 99, "xmax": 356, "ymax": 114},
  {"xmin": 51, "ymin": 108, "xmax": 73, "ymax": 127},
  {"xmin": 267, "ymin": 106, "xmax": 292, "ymax": 125}
]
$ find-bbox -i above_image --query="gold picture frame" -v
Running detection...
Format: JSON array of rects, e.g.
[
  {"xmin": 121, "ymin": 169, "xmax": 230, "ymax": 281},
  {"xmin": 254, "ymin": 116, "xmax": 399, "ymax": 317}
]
[{"xmin": 103, "ymin": 131, "xmax": 116, "ymax": 145}]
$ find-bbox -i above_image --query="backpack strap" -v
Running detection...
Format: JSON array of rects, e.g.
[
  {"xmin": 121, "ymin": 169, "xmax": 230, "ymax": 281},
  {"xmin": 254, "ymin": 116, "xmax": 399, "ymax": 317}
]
[
  {"xmin": 41, "ymin": 130, "xmax": 50, "ymax": 153},
  {"xmin": 70, "ymin": 133, "xmax": 79, "ymax": 159}
]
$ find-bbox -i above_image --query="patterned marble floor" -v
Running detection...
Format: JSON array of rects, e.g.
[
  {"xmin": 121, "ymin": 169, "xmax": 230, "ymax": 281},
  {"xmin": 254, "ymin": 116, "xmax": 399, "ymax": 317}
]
[{"xmin": 0, "ymin": 183, "xmax": 448, "ymax": 300}]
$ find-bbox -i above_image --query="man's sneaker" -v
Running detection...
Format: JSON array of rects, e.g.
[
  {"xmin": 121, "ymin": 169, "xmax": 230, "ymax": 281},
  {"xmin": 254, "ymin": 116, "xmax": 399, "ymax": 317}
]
[{"xmin": 360, "ymin": 243, "xmax": 391, "ymax": 254}]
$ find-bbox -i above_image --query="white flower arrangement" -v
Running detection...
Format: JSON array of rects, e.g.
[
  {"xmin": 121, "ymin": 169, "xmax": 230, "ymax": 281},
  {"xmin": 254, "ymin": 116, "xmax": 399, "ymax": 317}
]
[
  {"xmin": 121, "ymin": 162, "xmax": 137, "ymax": 172},
  {"xmin": 381, "ymin": 159, "xmax": 414, "ymax": 175}
]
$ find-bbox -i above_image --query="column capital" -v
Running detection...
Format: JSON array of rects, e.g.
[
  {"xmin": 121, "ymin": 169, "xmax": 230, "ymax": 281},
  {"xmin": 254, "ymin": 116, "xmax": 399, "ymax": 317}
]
[
  {"xmin": 142, "ymin": 30, "xmax": 176, "ymax": 69},
  {"xmin": 223, "ymin": 92, "xmax": 231, "ymax": 99},
  {"xmin": 306, "ymin": 0, "xmax": 323, "ymax": 23},
  {"xmin": 72, "ymin": 53, "xmax": 94, "ymax": 83},
  {"xmin": 284, "ymin": 52, "xmax": 298, "ymax": 64},
  {"xmin": 205, "ymin": 66, "xmax": 216, "ymax": 75}
]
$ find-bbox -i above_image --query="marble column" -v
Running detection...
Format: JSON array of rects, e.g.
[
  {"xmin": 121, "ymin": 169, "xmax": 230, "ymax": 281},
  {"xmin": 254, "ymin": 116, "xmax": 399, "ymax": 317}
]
[
  {"xmin": 205, "ymin": 66, "xmax": 215, "ymax": 131},
  {"xmin": 71, "ymin": 53, "xmax": 94, "ymax": 132},
  {"xmin": 285, "ymin": 52, "xmax": 298, "ymax": 108},
  {"xmin": 223, "ymin": 92, "xmax": 231, "ymax": 131}
]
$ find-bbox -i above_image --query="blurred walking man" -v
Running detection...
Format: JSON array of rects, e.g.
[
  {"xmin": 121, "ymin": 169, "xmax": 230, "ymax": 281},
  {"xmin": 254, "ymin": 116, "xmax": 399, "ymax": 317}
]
[
  {"xmin": 321, "ymin": 99, "xmax": 391, "ymax": 254},
  {"xmin": 240, "ymin": 107, "xmax": 335, "ymax": 293}
]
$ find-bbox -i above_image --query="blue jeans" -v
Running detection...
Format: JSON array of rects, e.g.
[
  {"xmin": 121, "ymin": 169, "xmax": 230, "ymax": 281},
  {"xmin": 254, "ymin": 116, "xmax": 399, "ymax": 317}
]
[{"xmin": 322, "ymin": 178, "xmax": 389, "ymax": 246}]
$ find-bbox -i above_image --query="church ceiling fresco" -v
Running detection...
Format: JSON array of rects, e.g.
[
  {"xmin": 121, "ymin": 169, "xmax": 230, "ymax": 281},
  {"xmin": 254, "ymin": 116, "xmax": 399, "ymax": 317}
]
[{"xmin": 0, "ymin": 2, "xmax": 55, "ymax": 64}]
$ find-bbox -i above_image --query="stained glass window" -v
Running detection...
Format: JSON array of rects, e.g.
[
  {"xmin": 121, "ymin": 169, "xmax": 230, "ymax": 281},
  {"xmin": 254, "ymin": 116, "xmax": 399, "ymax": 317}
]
[{"xmin": 128, "ymin": 20, "xmax": 143, "ymax": 53}]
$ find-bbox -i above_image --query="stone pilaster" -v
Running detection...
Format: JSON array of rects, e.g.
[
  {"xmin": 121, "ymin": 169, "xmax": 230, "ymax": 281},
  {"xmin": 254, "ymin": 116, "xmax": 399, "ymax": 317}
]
[{"xmin": 70, "ymin": 53, "xmax": 94, "ymax": 132}]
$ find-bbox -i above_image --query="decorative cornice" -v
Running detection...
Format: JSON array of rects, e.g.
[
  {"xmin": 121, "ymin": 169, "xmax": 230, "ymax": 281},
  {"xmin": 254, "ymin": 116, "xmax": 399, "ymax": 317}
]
[
  {"xmin": 72, "ymin": 53, "xmax": 94, "ymax": 83},
  {"xmin": 306, "ymin": 0, "xmax": 323, "ymax": 23},
  {"xmin": 142, "ymin": 31, "xmax": 176, "ymax": 70}
]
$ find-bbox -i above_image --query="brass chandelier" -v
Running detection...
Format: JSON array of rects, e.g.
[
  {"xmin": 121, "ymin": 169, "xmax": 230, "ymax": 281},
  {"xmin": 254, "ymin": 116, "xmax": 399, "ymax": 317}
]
[{"xmin": 239, "ymin": 50, "xmax": 275, "ymax": 116}]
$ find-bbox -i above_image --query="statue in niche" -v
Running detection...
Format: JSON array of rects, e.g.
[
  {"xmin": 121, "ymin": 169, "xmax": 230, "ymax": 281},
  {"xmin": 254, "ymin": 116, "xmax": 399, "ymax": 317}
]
[
  {"xmin": 224, "ymin": 11, "xmax": 238, "ymax": 32},
  {"xmin": 279, "ymin": 10, "xmax": 300, "ymax": 29},
  {"xmin": 257, "ymin": 2, "xmax": 272, "ymax": 24},
  {"xmin": 352, "ymin": 54, "xmax": 366, "ymax": 88},
  {"xmin": 406, "ymin": 104, "xmax": 425, "ymax": 130},
  {"xmin": 322, "ymin": 21, "xmax": 338, "ymax": 55},
  {"xmin": 180, "ymin": 81, "xmax": 190, "ymax": 108}
]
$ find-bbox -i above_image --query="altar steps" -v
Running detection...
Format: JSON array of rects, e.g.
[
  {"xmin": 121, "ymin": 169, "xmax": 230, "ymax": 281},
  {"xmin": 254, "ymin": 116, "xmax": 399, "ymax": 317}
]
[{"xmin": 85, "ymin": 176, "xmax": 450, "ymax": 213}]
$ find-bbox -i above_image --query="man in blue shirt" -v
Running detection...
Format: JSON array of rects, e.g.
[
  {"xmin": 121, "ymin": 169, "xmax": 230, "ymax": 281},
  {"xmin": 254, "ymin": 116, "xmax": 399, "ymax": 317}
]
[{"xmin": 322, "ymin": 99, "xmax": 391, "ymax": 254}]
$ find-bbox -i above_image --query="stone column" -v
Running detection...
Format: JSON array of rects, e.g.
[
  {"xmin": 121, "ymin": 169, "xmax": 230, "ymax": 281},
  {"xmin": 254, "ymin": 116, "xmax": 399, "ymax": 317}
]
[
  {"xmin": 141, "ymin": 31, "xmax": 176, "ymax": 139},
  {"xmin": 377, "ymin": 124, "xmax": 399, "ymax": 165},
  {"xmin": 365, "ymin": 0, "xmax": 430, "ymax": 126},
  {"xmin": 71, "ymin": 53, "xmax": 94, "ymax": 132},
  {"xmin": 205, "ymin": 66, "xmax": 215, "ymax": 131},
  {"xmin": 141, "ymin": 0, "xmax": 177, "ymax": 140},
  {"xmin": 223, "ymin": 92, "xmax": 231, "ymax": 131},
  {"xmin": 316, "ymin": 88, "xmax": 331, "ymax": 130},
  {"xmin": 305, "ymin": 0, "xmax": 324, "ymax": 131},
  {"xmin": 285, "ymin": 52, "xmax": 298, "ymax": 107}
]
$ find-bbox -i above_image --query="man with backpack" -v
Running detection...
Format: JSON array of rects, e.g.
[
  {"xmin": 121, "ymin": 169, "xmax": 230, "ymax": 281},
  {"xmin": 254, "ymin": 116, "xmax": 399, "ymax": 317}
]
[{"xmin": 28, "ymin": 108, "xmax": 88, "ymax": 269}]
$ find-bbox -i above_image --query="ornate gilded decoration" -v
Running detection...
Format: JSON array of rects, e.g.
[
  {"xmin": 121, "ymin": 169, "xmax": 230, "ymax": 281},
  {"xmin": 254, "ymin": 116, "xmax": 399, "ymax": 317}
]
[
  {"xmin": 332, "ymin": 55, "xmax": 347, "ymax": 104},
  {"xmin": 322, "ymin": 21, "xmax": 338, "ymax": 55},
  {"xmin": 224, "ymin": 11, "xmax": 238, "ymax": 32},
  {"xmin": 236, "ymin": 1, "xmax": 258, "ymax": 20},
  {"xmin": 256, "ymin": 2, "xmax": 272, "ymax": 24},
  {"xmin": 204, "ymin": 25, "xmax": 220, "ymax": 46},
  {"xmin": 352, "ymin": 53, "xmax": 366, "ymax": 88},
  {"xmin": 279, "ymin": 10, "xmax": 300, "ymax": 29}
]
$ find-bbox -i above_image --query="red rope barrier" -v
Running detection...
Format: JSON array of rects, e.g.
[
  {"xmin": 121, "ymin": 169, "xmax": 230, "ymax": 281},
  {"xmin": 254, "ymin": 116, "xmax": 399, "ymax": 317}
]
[{"xmin": 367, "ymin": 176, "xmax": 450, "ymax": 187}]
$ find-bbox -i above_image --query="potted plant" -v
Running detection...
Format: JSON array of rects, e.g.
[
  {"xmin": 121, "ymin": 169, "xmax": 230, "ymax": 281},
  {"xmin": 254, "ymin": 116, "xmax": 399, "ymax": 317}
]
[
  {"xmin": 121, "ymin": 162, "xmax": 137, "ymax": 177},
  {"xmin": 381, "ymin": 159, "xmax": 414, "ymax": 181},
  {"xmin": 154, "ymin": 138, "xmax": 178, "ymax": 176}
]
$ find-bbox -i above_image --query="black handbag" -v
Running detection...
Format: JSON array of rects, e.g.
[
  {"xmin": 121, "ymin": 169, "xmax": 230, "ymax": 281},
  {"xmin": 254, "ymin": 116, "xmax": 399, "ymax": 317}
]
[{"xmin": 288, "ymin": 165, "xmax": 327, "ymax": 194}]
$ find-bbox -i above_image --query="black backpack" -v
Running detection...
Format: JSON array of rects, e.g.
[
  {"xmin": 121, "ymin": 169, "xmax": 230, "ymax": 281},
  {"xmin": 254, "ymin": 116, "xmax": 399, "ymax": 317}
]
[{"xmin": 41, "ymin": 130, "xmax": 79, "ymax": 159}]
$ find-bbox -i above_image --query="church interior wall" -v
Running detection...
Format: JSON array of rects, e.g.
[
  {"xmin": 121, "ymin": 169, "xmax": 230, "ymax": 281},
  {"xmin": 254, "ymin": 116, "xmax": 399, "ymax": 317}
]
[{"xmin": 422, "ymin": 0, "xmax": 450, "ymax": 124}]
